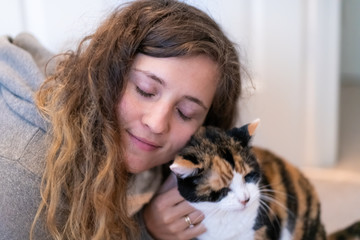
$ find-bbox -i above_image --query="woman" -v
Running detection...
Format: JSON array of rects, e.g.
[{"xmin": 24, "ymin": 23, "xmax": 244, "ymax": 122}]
[{"xmin": 0, "ymin": 0, "xmax": 243, "ymax": 239}]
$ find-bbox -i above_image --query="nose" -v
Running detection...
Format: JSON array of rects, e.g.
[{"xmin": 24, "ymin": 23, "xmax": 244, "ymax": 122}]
[
  {"xmin": 142, "ymin": 103, "xmax": 171, "ymax": 134},
  {"xmin": 240, "ymin": 197, "xmax": 250, "ymax": 206},
  {"xmin": 237, "ymin": 191, "xmax": 250, "ymax": 206}
]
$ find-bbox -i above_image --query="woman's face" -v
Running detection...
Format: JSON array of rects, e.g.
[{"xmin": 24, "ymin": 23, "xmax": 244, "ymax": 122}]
[{"xmin": 117, "ymin": 54, "xmax": 219, "ymax": 173}]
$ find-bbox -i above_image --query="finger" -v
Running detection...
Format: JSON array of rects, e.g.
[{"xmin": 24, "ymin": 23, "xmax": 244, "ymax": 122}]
[
  {"xmin": 182, "ymin": 222, "xmax": 207, "ymax": 240},
  {"xmin": 186, "ymin": 210, "xmax": 205, "ymax": 226},
  {"xmin": 170, "ymin": 199, "xmax": 203, "ymax": 224},
  {"xmin": 173, "ymin": 199, "xmax": 194, "ymax": 214},
  {"xmin": 169, "ymin": 209, "xmax": 204, "ymax": 232},
  {"xmin": 157, "ymin": 173, "xmax": 177, "ymax": 195},
  {"xmin": 159, "ymin": 201, "xmax": 192, "ymax": 226},
  {"xmin": 157, "ymin": 187, "xmax": 184, "ymax": 207},
  {"xmin": 180, "ymin": 211, "xmax": 204, "ymax": 230}
]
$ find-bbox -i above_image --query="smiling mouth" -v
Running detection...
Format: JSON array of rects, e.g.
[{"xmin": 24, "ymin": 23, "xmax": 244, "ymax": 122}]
[{"xmin": 127, "ymin": 131, "xmax": 162, "ymax": 151}]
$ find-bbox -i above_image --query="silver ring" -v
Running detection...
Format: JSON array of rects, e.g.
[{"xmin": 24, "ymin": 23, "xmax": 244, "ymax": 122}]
[{"xmin": 184, "ymin": 215, "xmax": 192, "ymax": 227}]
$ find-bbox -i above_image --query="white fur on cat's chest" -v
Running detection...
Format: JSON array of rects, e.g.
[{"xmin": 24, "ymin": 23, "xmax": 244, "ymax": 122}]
[
  {"xmin": 190, "ymin": 172, "xmax": 260, "ymax": 240},
  {"xmin": 191, "ymin": 200, "xmax": 258, "ymax": 240}
]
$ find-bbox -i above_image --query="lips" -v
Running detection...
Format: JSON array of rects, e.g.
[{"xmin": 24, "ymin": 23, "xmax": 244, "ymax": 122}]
[{"xmin": 127, "ymin": 131, "xmax": 162, "ymax": 151}]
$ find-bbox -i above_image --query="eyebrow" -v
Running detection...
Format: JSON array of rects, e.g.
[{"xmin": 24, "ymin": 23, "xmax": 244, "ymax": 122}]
[
  {"xmin": 134, "ymin": 68, "xmax": 164, "ymax": 85},
  {"xmin": 133, "ymin": 68, "xmax": 209, "ymax": 110},
  {"xmin": 184, "ymin": 96, "xmax": 208, "ymax": 110}
]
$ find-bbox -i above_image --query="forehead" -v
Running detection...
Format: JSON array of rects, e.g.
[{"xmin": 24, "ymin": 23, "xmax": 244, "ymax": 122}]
[{"xmin": 131, "ymin": 54, "xmax": 219, "ymax": 106}]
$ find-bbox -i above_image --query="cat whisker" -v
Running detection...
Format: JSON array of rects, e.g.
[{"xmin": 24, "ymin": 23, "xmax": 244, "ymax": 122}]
[
  {"xmin": 259, "ymin": 187, "xmax": 297, "ymax": 201},
  {"xmin": 260, "ymin": 193, "xmax": 296, "ymax": 220},
  {"xmin": 260, "ymin": 181, "xmax": 299, "ymax": 201},
  {"xmin": 259, "ymin": 186, "xmax": 298, "ymax": 210},
  {"xmin": 202, "ymin": 207, "xmax": 222, "ymax": 219},
  {"xmin": 255, "ymin": 190, "xmax": 290, "ymax": 230},
  {"xmin": 252, "ymin": 192, "xmax": 277, "ymax": 219},
  {"xmin": 258, "ymin": 198, "xmax": 282, "ymax": 230}
]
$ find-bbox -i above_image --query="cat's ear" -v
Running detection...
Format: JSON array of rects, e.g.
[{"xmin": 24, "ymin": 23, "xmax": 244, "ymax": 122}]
[
  {"xmin": 170, "ymin": 157, "xmax": 200, "ymax": 178},
  {"xmin": 227, "ymin": 119, "xmax": 260, "ymax": 147}
]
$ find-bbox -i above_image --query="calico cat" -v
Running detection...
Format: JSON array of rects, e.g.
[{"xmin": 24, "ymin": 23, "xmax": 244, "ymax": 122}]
[
  {"xmin": 328, "ymin": 221, "xmax": 360, "ymax": 240},
  {"xmin": 170, "ymin": 120, "xmax": 326, "ymax": 240}
]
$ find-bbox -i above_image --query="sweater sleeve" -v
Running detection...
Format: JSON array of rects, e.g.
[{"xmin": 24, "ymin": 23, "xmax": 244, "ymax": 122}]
[
  {"xmin": 0, "ymin": 33, "xmax": 53, "ymax": 240},
  {"xmin": 134, "ymin": 207, "xmax": 155, "ymax": 240}
]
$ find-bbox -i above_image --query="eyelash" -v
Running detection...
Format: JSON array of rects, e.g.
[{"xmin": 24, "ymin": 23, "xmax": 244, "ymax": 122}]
[
  {"xmin": 136, "ymin": 86, "xmax": 192, "ymax": 121},
  {"xmin": 136, "ymin": 86, "xmax": 154, "ymax": 98},
  {"xmin": 177, "ymin": 109, "xmax": 191, "ymax": 121}
]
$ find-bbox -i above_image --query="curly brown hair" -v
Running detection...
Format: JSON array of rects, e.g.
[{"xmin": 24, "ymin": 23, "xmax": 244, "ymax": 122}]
[{"xmin": 32, "ymin": 0, "xmax": 243, "ymax": 239}]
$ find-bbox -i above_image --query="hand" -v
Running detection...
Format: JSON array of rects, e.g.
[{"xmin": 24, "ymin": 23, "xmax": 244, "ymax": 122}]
[{"xmin": 143, "ymin": 173, "xmax": 206, "ymax": 240}]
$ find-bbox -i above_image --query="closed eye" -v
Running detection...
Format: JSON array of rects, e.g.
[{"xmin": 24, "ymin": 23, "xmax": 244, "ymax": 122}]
[
  {"xmin": 244, "ymin": 171, "xmax": 260, "ymax": 183},
  {"xmin": 177, "ymin": 108, "xmax": 191, "ymax": 121},
  {"xmin": 221, "ymin": 187, "xmax": 231, "ymax": 194},
  {"xmin": 209, "ymin": 187, "xmax": 231, "ymax": 202},
  {"xmin": 136, "ymin": 86, "xmax": 154, "ymax": 98}
]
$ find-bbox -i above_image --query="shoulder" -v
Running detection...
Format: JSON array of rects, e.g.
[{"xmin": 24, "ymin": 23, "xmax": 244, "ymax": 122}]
[
  {"xmin": 0, "ymin": 88, "xmax": 48, "ymax": 177},
  {"xmin": 0, "ymin": 108, "xmax": 48, "ymax": 238},
  {"xmin": 0, "ymin": 33, "xmax": 53, "ymax": 239},
  {"xmin": 0, "ymin": 126, "xmax": 48, "ymax": 239}
]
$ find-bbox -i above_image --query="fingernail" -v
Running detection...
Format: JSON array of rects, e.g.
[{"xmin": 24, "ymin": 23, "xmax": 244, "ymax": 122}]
[{"xmin": 198, "ymin": 224, "xmax": 207, "ymax": 233}]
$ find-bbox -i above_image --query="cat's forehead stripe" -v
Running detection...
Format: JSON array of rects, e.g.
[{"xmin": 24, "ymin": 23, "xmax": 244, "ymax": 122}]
[
  {"xmin": 174, "ymin": 157, "xmax": 202, "ymax": 169},
  {"xmin": 219, "ymin": 147, "xmax": 235, "ymax": 168},
  {"xmin": 234, "ymin": 154, "xmax": 252, "ymax": 174},
  {"xmin": 179, "ymin": 152, "xmax": 199, "ymax": 164},
  {"xmin": 207, "ymin": 155, "xmax": 233, "ymax": 190}
]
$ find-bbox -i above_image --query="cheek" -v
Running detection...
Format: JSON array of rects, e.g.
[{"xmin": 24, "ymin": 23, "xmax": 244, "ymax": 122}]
[
  {"xmin": 168, "ymin": 126, "xmax": 198, "ymax": 153},
  {"xmin": 116, "ymin": 90, "xmax": 136, "ymax": 125},
  {"xmin": 160, "ymin": 127, "xmax": 198, "ymax": 167},
  {"xmin": 247, "ymin": 183, "xmax": 260, "ymax": 203},
  {"xmin": 219, "ymin": 192, "xmax": 240, "ymax": 209},
  {"xmin": 116, "ymin": 99, "xmax": 125, "ymax": 121}
]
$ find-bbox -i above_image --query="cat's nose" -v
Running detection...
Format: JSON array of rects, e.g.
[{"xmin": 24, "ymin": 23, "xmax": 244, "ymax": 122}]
[{"xmin": 240, "ymin": 197, "xmax": 250, "ymax": 206}]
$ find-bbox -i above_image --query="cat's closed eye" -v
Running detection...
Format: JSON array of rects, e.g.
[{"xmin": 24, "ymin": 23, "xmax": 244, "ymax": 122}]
[
  {"xmin": 221, "ymin": 187, "xmax": 231, "ymax": 194},
  {"xmin": 244, "ymin": 171, "xmax": 260, "ymax": 183},
  {"xmin": 217, "ymin": 187, "xmax": 231, "ymax": 199}
]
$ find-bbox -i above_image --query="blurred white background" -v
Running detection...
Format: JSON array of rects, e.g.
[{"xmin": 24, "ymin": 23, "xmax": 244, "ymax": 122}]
[
  {"xmin": 0, "ymin": 0, "xmax": 359, "ymax": 169},
  {"xmin": 1, "ymin": 0, "xmax": 360, "ymax": 233}
]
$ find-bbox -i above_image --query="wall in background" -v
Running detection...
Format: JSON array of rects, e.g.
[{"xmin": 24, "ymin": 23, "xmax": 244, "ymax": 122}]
[
  {"xmin": 0, "ymin": 0, "xmax": 342, "ymax": 168},
  {"xmin": 0, "ymin": 0, "xmax": 127, "ymax": 52},
  {"xmin": 180, "ymin": 0, "xmax": 341, "ymax": 168},
  {"xmin": 341, "ymin": 0, "xmax": 360, "ymax": 85}
]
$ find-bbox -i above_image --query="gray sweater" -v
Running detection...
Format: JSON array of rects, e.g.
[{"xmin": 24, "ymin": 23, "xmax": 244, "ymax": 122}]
[
  {"xmin": 0, "ymin": 33, "xmax": 53, "ymax": 240},
  {"xmin": 0, "ymin": 33, "xmax": 160, "ymax": 240}
]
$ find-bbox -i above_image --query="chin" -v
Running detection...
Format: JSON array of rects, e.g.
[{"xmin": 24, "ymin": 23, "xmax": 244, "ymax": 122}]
[
  {"xmin": 126, "ymin": 163, "xmax": 149, "ymax": 174},
  {"xmin": 127, "ymin": 167, "xmax": 141, "ymax": 174},
  {"xmin": 125, "ymin": 159, "xmax": 146, "ymax": 174}
]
